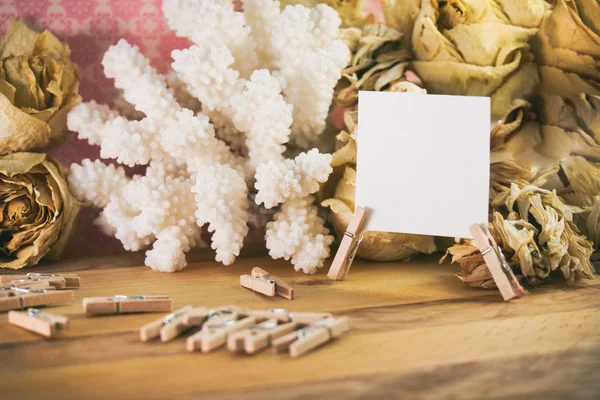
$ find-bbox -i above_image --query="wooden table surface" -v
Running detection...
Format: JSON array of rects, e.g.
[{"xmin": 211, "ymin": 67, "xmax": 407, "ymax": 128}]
[{"xmin": 0, "ymin": 251, "xmax": 598, "ymax": 400}]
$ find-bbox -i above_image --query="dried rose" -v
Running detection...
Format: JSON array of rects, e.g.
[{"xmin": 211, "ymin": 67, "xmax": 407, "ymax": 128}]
[
  {"xmin": 408, "ymin": 0, "xmax": 549, "ymax": 120},
  {"xmin": 444, "ymin": 183, "xmax": 595, "ymax": 288},
  {"xmin": 559, "ymin": 156, "xmax": 600, "ymax": 248},
  {"xmin": 533, "ymin": 0, "xmax": 600, "ymax": 98},
  {"xmin": 336, "ymin": 24, "xmax": 416, "ymax": 108},
  {"xmin": 0, "ymin": 19, "xmax": 81, "ymax": 154},
  {"xmin": 0, "ymin": 152, "xmax": 80, "ymax": 269}
]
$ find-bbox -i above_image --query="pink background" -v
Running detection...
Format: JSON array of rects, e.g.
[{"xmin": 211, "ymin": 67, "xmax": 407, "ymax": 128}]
[{"xmin": 0, "ymin": 0, "xmax": 381, "ymax": 258}]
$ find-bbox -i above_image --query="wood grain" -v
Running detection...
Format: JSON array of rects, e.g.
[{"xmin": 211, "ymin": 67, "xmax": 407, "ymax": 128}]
[{"xmin": 0, "ymin": 252, "xmax": 598, "ymax": 400}]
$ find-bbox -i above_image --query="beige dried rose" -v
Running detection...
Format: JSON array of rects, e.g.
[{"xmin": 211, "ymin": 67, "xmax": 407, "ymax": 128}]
[
  {"xmin": 559, "ymin": 156, "xmax": 600, "ymax": 247},
  {"xmin": 533, "ymin": 0, "xmax": 600, "ymax": 98},
  {"xmin": 336, "ymin": 24, "xmax": 417, "ymax": 108},
  {"xmin": 444, "ymin": 182, "xmax": 595, "ymax": 288},
  {"xmin": 408, "ymin": 0, "xmax": 550, "ymax": 119},
  {"xmin": 0, "ymin": 19, "xmax": 81, "ymax": 155},
  {"xmin": 0, "ymin": 152, "xmax": 80, "ymax": 269}
]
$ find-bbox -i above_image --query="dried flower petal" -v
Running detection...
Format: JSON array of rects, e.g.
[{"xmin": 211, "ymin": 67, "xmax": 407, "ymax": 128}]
[
  {"xmin": 0, "ymin": 19, "xmax": 80, "ymax": 154},
  {"xmin": 0, "ymin": 152, "xmax": 80, "ymax": 269}
]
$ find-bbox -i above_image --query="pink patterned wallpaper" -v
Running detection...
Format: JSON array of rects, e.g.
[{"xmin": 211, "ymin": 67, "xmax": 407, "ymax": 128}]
[
  {"xmin": 1, "ymin": 0, "xmax": 191, "ymax": 257},
  {"xmin": 0, "ymin": 0, "xmax": 381, "ymax": 258}
]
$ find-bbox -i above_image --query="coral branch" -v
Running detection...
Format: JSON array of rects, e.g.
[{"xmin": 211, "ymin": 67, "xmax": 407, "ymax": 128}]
[
  {"xmin": 193, "ymin": 164, "xmax": 249, "ymax": 265},
  {"xmin": 255, "ymin": 149, "xmax": 333, "ymax": 208},
  {"xmin": 266, "ymin": 195, "xmax": 333, "ymax": 273}
]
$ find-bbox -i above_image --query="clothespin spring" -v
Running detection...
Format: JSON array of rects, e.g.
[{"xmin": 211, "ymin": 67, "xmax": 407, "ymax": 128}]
[
  {"xmin": 345, "ymin": 232, "xmax": 364, "ymax": 268},
  {"xmin": 113, "ymin": 295, "xmax": 146, "ymax": 314},
  {"xmin": 296, "ymin": 324, "xmax": 333, "ymax": 340}
]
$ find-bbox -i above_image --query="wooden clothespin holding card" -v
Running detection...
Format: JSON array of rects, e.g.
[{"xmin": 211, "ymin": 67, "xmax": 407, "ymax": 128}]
[
  {"xmin": 83, "ymin": 295, "xmax": 172, "ymax": 315},
  {"xmin": 8, "ymin": 308, "xmax": 69, "ymax": 338},
  {"xmin": 139, "ymin": 305, "xmax": 194, "ymax": 342},
  {"xmin": 469, "ymin": 224, "xmax": 528, "ymax": 301},
  {"xmin": 240, "ymin": 267, "xmax": 294, "ymax": 299},
  {"xmin": 272, "ymin": 317, "xmax": 350, "ymax": 358},
  {"xmin": 328, "ymin": 207, "xmax": 366, "ymax": 281},
  {"xmin": 0, "ymin": 287, "xmax": 74, "ymax": 312}
]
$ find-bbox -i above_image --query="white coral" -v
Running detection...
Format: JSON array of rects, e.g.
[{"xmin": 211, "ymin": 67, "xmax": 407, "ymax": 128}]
[
  {"xmin": 67, "ymin": 101, "xmax": 119, "ymax": 146},
  {"xmin": 269, "ymin": 4, "xmax": 349, "ymax": 147},
  {"xmin": 171, "ymin": 45, "xmax": 241, "ymax": 114},
  {"xmin": 67, "ymin": 0, "xmax": 345, "ymax": 273},
  {"xmin": 266, "ymin": 196, "xmax": 333, "ymax": 274},
  {"xmin": 230, "ymin": 69, "xmax": 292, "ymax": 169},
  {"xmin": 165, "ymin": 0, "xmax": 348, "ymax": 149},
  {"xmin": 68, "ymin": 159, "xmax": 129, "ymax": 208},
  {"xmin": 193, "ymin": 164, "xmax": 249, "ymax": 265},
  {"xmin": 102, "ymin": 39, "xmax": 181, "ymax": 120},
  {"xmin": 162, "ymin": 0, "xmax": 258, "ymax": 78},
  {"xmin": 255, "ymin": 149, "xmax": 333, "ymax": 208}
]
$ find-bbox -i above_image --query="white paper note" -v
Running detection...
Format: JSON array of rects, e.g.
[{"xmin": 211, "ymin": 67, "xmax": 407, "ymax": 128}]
[{"xmin": 355, "ymin": 91, "xmax": 490, "ymax": 239}]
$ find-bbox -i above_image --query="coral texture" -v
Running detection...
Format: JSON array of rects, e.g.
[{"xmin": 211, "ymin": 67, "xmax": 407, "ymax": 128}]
[{"xmin": 67, "ymin": 0, "xmax": 346, "ymax": 272}]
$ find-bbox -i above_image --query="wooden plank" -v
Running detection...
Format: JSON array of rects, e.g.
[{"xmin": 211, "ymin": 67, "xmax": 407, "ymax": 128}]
[{"xmin": 0, "ymin": 253, "xmax": 598, "ymax": 399}]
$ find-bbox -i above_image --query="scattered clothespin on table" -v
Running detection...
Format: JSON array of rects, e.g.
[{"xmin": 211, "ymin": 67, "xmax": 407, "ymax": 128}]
[
  {"xmin": 0, "ymin": 287, "xmax": 74, "ymax": 312},
  {"xmin": 227, "ymin": 319, "xmax": 298, "ymax": 354},
  {"xmin": 240, "ymin": 267, "xmax": 294, "ymax": 299},
  {"xmin": 27, "ymin": 273, "xmax": 81, "ymax": 289},
  {"xmin": 139, "ymin": 305, "xmax": 194, "ymax": 342},
  {"xmin": 0, "ymin": 273, "xmax": 81, "ymax": 289},
  {"xmin": 137, "ymin": 306, "xmax": 348, "ymax": 358},
  {"xmin": 1, "ymin": 278, "xmax": 54, "ymax": 291},
  {"xmin": 469, "ymin": 223, "xmax": 529, "ymax": 301},
  {"xmin": 83, "ymin": 295, "xmax": 173, "ymax": 315},
  {"xmin": 227, "ymin": 310, "xmax": 337, "ymax": 355},
  {"xmin": 328, "ymin": 207, "xmax": 366, "ymax": 281},
  {"xmin": 8, "ymin": 308, "xmax": 69, "ymax": 338},
  {"xmin": 272, "ymin": 316, "xmax": 350, "ymax": 358},
  {"xmin": 241, "ymin": 308, "xmax": 292, "ymax": 322},
  {"xmin": 187, "ymin": 310, "xmax": 257, "ymax": 353}
]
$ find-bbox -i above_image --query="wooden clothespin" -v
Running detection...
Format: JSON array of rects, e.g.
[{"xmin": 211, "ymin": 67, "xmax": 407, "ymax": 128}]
[
  {"xmin": 2, "ymin": 278, "xmax": 54, "ymax": 290},
  {"xmin": 139, "ymin": 305, "xmax": 193, "ymax": 342},
  {"xmin": 469, "ymin": 224, "xmax": 529, "ymax": 301},
  {"xmin": 8, "ymin": 308, "xmax": 69, "ymax": 338},
  {"xmin": 83, "ymin": 295, "xmax": 172, "ymax": 315},
  {"xmin": 252, "ymin": 267, "xmax": 294, "ymax": 299},
  {"xmin": 0, "ymin": 273, "xmax": 79, "ymax": 289},
  {"xmin": 328, "ymin": 207, "xmax": 366, "ymax": 280},
  {"xmin": 1, "ymin": 275, "xmax": 63, "ymax": 289},
  {"xmin": 0, "ymin": 287, "xmax": 74, "ymax": 312},
  {"xmin": 288, "ymin": 311, "xmax": 333, "ymax": 324},
  {"xmin": 272, "ymin": 317, "xmax": 350, "ymax": 358},
  {"xmin": 27, "ymin": 273, "xmax": 81, "ymax": 289},
  {"xmin": 186, "ymin": 312, "xmax": 257, "ymax": 353},
  {"xmin": 227, "ymin": 319, "xmax": 298, "ymax": 354},
  {"xmin": 241, "ymin": 308, "xmax": 292, "ymax": 322},
  {"xmin": 183, "ymin": 306, "xmax": 245, "ymax": 325},
  {"xmin": 240, "ymin": 272, "xmax": 275, "ymax": 296}
]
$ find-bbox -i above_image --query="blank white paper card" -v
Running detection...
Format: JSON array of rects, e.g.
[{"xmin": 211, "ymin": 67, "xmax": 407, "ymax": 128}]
[{"xmin": 355, "ymin": 91, "xmax": 490, "ymax": 239}]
